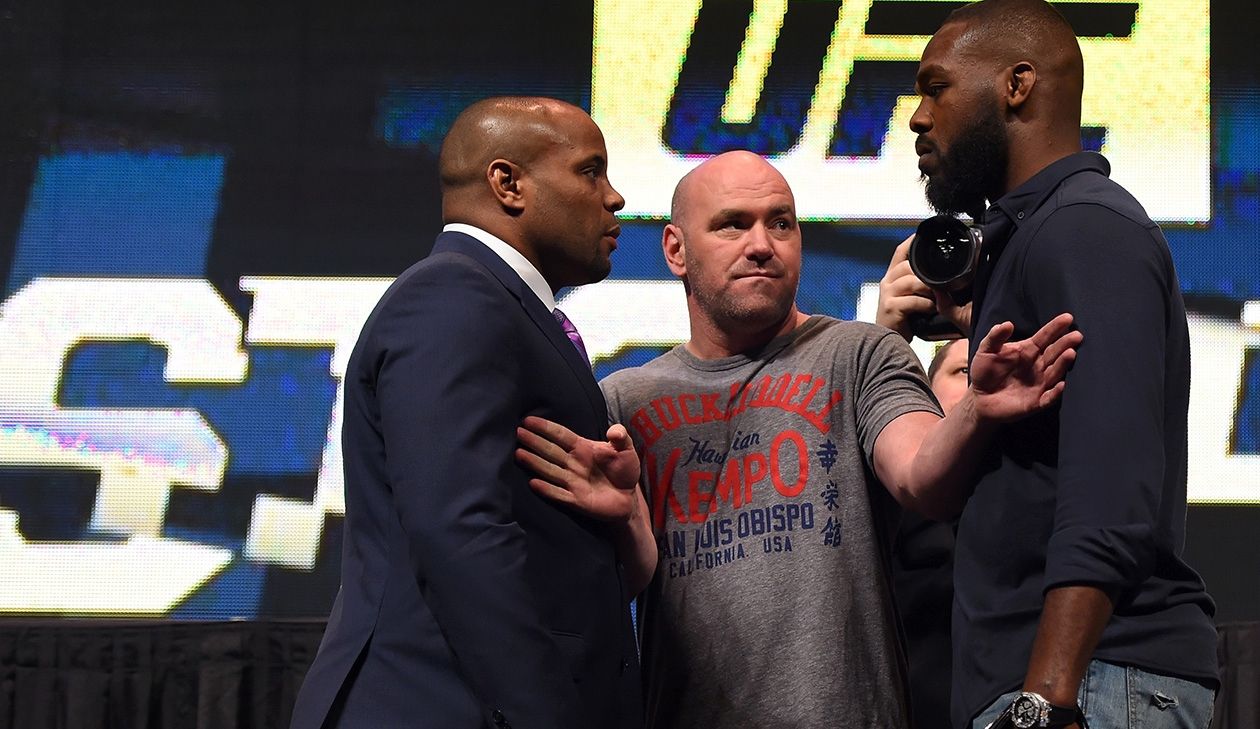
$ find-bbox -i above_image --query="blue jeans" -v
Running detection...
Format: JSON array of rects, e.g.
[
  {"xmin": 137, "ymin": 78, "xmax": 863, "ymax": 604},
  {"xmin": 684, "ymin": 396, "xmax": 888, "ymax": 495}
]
[{"xmin": 971, "ymin": 660, "xmax": 1215, "ymax": 729}]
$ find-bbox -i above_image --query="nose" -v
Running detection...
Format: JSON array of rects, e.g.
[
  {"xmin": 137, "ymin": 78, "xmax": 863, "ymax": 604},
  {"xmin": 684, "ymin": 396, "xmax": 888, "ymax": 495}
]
[
  {"xmin": 746, "ymin": 224, "xmax": 774, "ymax": 264},
  {"xmin": 606, "ymin": 181, "xmax": 626, "ymax": 212},
  {"xmin": 909, "ymin": 97, "xmax": 931, "ymax": 134}
]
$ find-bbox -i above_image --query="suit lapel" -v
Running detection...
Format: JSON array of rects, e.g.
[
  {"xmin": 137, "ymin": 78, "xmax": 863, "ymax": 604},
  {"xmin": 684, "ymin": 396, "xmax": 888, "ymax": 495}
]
[{"xmin": 432, "ymin": 232, "xmax": 608, "ymax": 417}]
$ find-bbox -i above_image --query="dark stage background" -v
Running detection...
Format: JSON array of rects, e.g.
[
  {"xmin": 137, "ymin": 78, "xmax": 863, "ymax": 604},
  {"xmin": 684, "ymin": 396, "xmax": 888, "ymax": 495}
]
[{"xmin": 0, "ymin": 0, "xmax": 1256, "ymax": 726}]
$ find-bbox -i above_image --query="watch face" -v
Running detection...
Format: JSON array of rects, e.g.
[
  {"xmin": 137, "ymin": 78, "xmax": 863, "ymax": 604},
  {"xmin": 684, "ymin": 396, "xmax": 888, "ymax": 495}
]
[{"xmin": 1011, "ymin": 695, "xmax": 1042, "ymax": 729}]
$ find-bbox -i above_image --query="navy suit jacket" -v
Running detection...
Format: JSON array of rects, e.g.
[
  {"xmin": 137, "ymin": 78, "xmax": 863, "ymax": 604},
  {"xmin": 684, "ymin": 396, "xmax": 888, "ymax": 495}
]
[{"xmin": 290, "ymin": 231, "xmax": 642, "ymax": 729}]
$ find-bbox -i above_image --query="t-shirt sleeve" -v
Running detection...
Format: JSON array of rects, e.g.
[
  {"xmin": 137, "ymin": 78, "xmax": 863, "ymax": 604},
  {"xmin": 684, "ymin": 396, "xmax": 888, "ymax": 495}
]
[
  {"xmin": 599, "ymin": 373, "xmax": 627, "ymax": 427},
  {"xmin": 1021, "ymin": 204, "xmax": 1175, "ymax": 593},
  {"xmin": 852, "ymin": 329, "xmax": 943, "ymax": 470}
]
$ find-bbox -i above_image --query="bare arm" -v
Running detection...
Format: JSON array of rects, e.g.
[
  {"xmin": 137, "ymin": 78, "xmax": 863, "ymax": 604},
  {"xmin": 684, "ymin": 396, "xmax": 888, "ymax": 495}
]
[
  {"xmin": 1022, "ymin": 585, "xmax": 1116, "ymax": 714},
  {"xmin": 873, "ymin": 314, "xmax": 1082, "ymax": 520},
  {"xmin": 515, "ymin": 417, "xmax": 657, "ymax": 596}
]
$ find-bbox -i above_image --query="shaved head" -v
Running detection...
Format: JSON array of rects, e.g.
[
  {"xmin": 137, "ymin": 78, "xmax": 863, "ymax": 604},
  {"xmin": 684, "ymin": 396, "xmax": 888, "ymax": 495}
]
[
  {"xmin": 663, "ymin": 151, "xmax": 805, "ymax": 356},
  {"xmin": 435, "ymin": 96, "xmax": 625, "ymax": 290},
  {"xmin": 439, "ymin": 96, "xmax": 582, "ymax": 197},
  {"xmin": 945, "ymin": 0, "xmax": 1084, "ymax": 115},
  {"xmin": 671, "ymin": 150, "xmax": 791, "ymax": 229}
]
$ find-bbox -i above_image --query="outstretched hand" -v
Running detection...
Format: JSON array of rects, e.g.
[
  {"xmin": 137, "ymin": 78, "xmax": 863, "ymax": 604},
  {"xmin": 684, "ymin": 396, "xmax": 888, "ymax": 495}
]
[
  {"xmin": 514, "ymin": 415, "xmax": 641, "ymax": 522},
  {"xmin": 969, "ymin": 312, "xmax": 1083, "ymax": 421}
]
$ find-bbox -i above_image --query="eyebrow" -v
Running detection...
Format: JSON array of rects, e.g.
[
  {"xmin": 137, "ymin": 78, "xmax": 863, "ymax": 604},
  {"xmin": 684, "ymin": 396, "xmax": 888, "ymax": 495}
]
[
  {"xmin": 710, "ymin": 205, "xmax": 796, "ymax": 221},
  {"xmin": 914, "ymin": 63, "xmax": 946, "ymax": 91}
]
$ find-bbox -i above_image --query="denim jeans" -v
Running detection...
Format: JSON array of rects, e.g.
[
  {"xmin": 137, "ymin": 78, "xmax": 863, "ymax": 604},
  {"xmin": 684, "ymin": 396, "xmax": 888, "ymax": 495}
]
[{"xmin": 971, "ymin": 660, "xmax": 1215, "ymax": 729}]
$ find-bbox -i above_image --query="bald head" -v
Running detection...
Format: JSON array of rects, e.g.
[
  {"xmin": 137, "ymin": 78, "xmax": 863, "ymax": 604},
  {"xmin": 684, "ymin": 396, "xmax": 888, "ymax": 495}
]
[
  {"xmin": 670, "ymin": 150, "xmax": 792, "ymax": 229},
  {"xmin": 662, "ymin": 151, "xmax": 805, "ymax": 357},
  {"xmin": 438, "ymin": 97, "xmax": 585, "ymax": 217},
  {"xmin": 435, "ymin": 96, "xmax": 625, "ymax": 290}
]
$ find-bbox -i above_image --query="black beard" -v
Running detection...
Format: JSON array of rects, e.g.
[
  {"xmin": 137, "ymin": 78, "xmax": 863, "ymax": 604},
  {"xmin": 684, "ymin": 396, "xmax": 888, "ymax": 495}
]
[{"xmin": 923, "ymin": 105, "xmax": 1009, "ymax": 219}]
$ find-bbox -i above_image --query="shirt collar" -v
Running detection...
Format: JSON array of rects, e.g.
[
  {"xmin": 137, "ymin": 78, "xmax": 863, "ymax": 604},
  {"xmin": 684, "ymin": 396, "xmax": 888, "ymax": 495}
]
[
  {"xmin": 986, "ymin": 151, "xmax": 1111, "ymax": 232},
  {"xmin": 442, "ymin": 223, "xmax": 556, "ymax": 311}
]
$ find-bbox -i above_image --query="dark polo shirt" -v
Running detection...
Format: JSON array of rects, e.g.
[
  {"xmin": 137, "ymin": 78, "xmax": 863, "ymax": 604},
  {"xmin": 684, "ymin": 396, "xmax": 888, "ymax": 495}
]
[{"xmin": 954, "ymin": 152, "xmax": 1218, "ymax": 728}]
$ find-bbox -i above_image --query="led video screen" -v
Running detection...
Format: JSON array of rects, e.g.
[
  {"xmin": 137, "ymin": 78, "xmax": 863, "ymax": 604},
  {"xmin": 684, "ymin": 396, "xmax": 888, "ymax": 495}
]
[{"xmin": 0, "ymin": 0, "xmax": 1255, "ymax": 619}]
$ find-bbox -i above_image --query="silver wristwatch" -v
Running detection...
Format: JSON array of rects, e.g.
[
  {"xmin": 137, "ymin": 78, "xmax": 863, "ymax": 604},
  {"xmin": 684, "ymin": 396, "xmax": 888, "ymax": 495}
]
[{"xmin": 1009, "ymin": 691, "xmax": 1080, "ymax": 728}]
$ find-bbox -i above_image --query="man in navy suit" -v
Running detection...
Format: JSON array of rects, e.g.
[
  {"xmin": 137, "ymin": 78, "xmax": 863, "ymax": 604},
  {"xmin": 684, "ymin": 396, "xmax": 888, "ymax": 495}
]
[{"xmin": 289, "ymin": 96, "xmax": 651, "ymax": 729}]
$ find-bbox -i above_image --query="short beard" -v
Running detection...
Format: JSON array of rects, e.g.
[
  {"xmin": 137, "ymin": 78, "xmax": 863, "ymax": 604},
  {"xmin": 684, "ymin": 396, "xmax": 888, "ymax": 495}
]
[
  {"xmin": 697, "ymin": 287, "xmax": 794, "ymax": 335},
  {"xmin": 686, "ymin": 257, "xmax": 795, "ymax": 340},
  {"xmin": 923, "ymin": 104, "xmax": 1009, "ymax": 219}
]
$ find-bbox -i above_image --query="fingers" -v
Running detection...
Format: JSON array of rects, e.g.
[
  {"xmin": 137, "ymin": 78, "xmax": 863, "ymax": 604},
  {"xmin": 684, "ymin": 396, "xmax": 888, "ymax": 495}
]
[
  {"xmin": 527, "ymin": 478, "xmax": 578, "ymax": 506},
  {"xmin": 606, "ymin": 423, "xmax": 635, "ymax": 453},
  {"xmin": 516, "ymin": 425, "xmax": 570, "ymax": 467},
  {"xmin": 519, "ymin": 415, "xmax": 578, "ymax": 450},
  {"xmin": 1038, "ymin": 380, "xmax": 1067, "ymax": 409},
  {"xmin": 932, "ymin": 291, "xmax": 972, "ymax": 333},
  {"xmin": 884, "ymin": 236, "xmax": 913, "ymax": 275},
  {"xmin": 1027, "ymin": 312, "xmax": 1075, "ymax": 351},
  {"xmin": 976, "ymin": 320, "xmax": 1015, "ymax": 354},
  {"xmin": 1038, "ymin": 327, "xmax": 1084, "ymax": 367},
  {"xmin": 883, "ymin": 262, "xmax": 932, "ymax": 296},
  {"xmin": 877, "ymin": 261, "xmax": 935, "ymax": 338},
  {"xmin": 514, "ymin": 446, "xmax": 571, "ymax": 485},
  {"xmin": 881, "ymin": 239, "xmax": 928, "ymax": 294},
  {"xmin": 887, "ymin": 292, "xmax": 937, "ymax": 313},
  {"xmin": 1039, "ymin": 345, "xmax": 1079, "ymax": 389}
]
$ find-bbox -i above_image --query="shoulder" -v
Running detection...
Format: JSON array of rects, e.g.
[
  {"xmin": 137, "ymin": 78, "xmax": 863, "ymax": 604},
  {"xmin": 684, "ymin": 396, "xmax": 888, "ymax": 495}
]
[
  {"xmin": 386, "ymin": 250, "xmax": 504, "ymax": 304},
  {"xmin": 1019, "ymin": 176, "xmax": 1171, "ymax": 277},
  {"xmin": 1054, "ymin": 171, "xmax": 1157, "ymax": 230},
  {"xmin": 600, "ymin": 349, "xmax": 683, "ymax": 397},
  {"xmin": 355, "ymin": 250, "xmax": 520, "ymax": 364},
  {"xmin": 809, "ymin": 316, "xmax": 900, "ymax": 342},
  {"xmin": 796, "ymin": 316, "xmax": 913, "ymax": 359},
  {"xmin": 1030, "ymin": 175, "xmax": 1164, "ymax": 252}
]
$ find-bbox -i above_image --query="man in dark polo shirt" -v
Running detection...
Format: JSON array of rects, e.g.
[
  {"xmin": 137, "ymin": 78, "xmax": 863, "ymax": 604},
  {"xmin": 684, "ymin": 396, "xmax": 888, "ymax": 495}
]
[{"xmin": 909, "ymin": 1, "xmax": 1219, "ymax": 728}]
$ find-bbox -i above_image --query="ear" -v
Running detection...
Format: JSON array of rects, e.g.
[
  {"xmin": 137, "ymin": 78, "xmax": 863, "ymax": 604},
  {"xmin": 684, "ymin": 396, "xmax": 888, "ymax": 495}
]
[
  {"xmin": 487, "ymin": 159, "xmax": 526, "ymax": 212},
  {"xmin": 662, "ymin": 223, "xmax": 687, "ymax": 277},
  {"xmin": 1005, "ymin": 61, "xmax": 1037, "ymax": 111}
]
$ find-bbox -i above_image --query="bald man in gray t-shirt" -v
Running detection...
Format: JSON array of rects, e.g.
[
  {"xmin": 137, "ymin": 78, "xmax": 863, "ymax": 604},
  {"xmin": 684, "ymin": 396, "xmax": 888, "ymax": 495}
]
[{"xmin": 513, "ymin": 151, "xmax": 1081, "ymax": 729}]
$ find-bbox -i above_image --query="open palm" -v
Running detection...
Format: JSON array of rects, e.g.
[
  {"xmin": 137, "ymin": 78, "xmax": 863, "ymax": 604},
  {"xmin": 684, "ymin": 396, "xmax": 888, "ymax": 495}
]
[
  {"xmin": 969, "ymin": 313, "xmax": 1082, "ymax": 421},
  {"xmin": 515, "ymin": 416, "xmax": 641, "ymax": 522}
]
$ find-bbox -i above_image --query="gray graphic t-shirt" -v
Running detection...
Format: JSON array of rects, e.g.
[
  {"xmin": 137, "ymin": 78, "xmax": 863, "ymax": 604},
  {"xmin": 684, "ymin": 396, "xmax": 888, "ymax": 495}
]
[{"xmin": 602, "ymin": 316, "xmax": 942, "ymax": 729}]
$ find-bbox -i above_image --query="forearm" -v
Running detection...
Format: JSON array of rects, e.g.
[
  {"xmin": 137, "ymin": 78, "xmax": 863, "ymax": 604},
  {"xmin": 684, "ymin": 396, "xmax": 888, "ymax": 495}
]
[
  {"xmin": 1023, "ymin": 585, "xmax": 1116, "ymax": 706},
  {"xmin": 898, "ymin": 393, "xmax": 996, "ymax": 519},
  {"xmin": 609, "ymin": 486, "xmax": 657, "ymax": 596}
]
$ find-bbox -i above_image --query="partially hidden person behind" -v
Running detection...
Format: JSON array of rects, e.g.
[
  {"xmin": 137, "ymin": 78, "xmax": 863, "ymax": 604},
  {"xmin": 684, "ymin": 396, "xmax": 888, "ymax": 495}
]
[{"xmin": 877, "ymin": 232, "xmax": 970, "ymax": 729}]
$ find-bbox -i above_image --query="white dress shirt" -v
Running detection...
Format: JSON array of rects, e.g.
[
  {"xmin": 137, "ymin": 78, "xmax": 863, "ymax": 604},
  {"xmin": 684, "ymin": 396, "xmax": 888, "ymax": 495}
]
[{"xmin": 442, "ymin": 223, "xmax": 556, "ymax": 312}]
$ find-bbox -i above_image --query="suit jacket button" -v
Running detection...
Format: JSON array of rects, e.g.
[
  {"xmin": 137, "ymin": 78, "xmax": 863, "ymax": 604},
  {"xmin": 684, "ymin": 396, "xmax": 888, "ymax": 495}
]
[{"xmin": 621, "ymin": 659, "xmax": 629, "ymax": 675}]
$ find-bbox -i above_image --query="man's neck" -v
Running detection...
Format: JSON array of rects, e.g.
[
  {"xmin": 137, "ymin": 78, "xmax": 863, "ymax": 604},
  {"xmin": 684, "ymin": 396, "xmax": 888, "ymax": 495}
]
[
  {"xmin": 1001, "ymin": 139, "xmax": 1082, "ymax": 199},
  {"xmin": 684, "ymin": 308, "xmax": 809, "ymax": 360}
]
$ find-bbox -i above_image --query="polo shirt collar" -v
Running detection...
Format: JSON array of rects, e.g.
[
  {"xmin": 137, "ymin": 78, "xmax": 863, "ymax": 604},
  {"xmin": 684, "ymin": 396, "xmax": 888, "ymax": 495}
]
[{"xmin": 985, "ymin": 151, "xmax": 1111, "ymax": 231}]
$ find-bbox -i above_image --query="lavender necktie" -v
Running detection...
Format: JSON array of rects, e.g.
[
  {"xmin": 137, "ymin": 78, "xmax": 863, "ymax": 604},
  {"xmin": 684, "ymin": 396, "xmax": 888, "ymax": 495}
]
[{"xmin": 552, "ymin": 307, "xmax": 590, "ymax": 366}]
